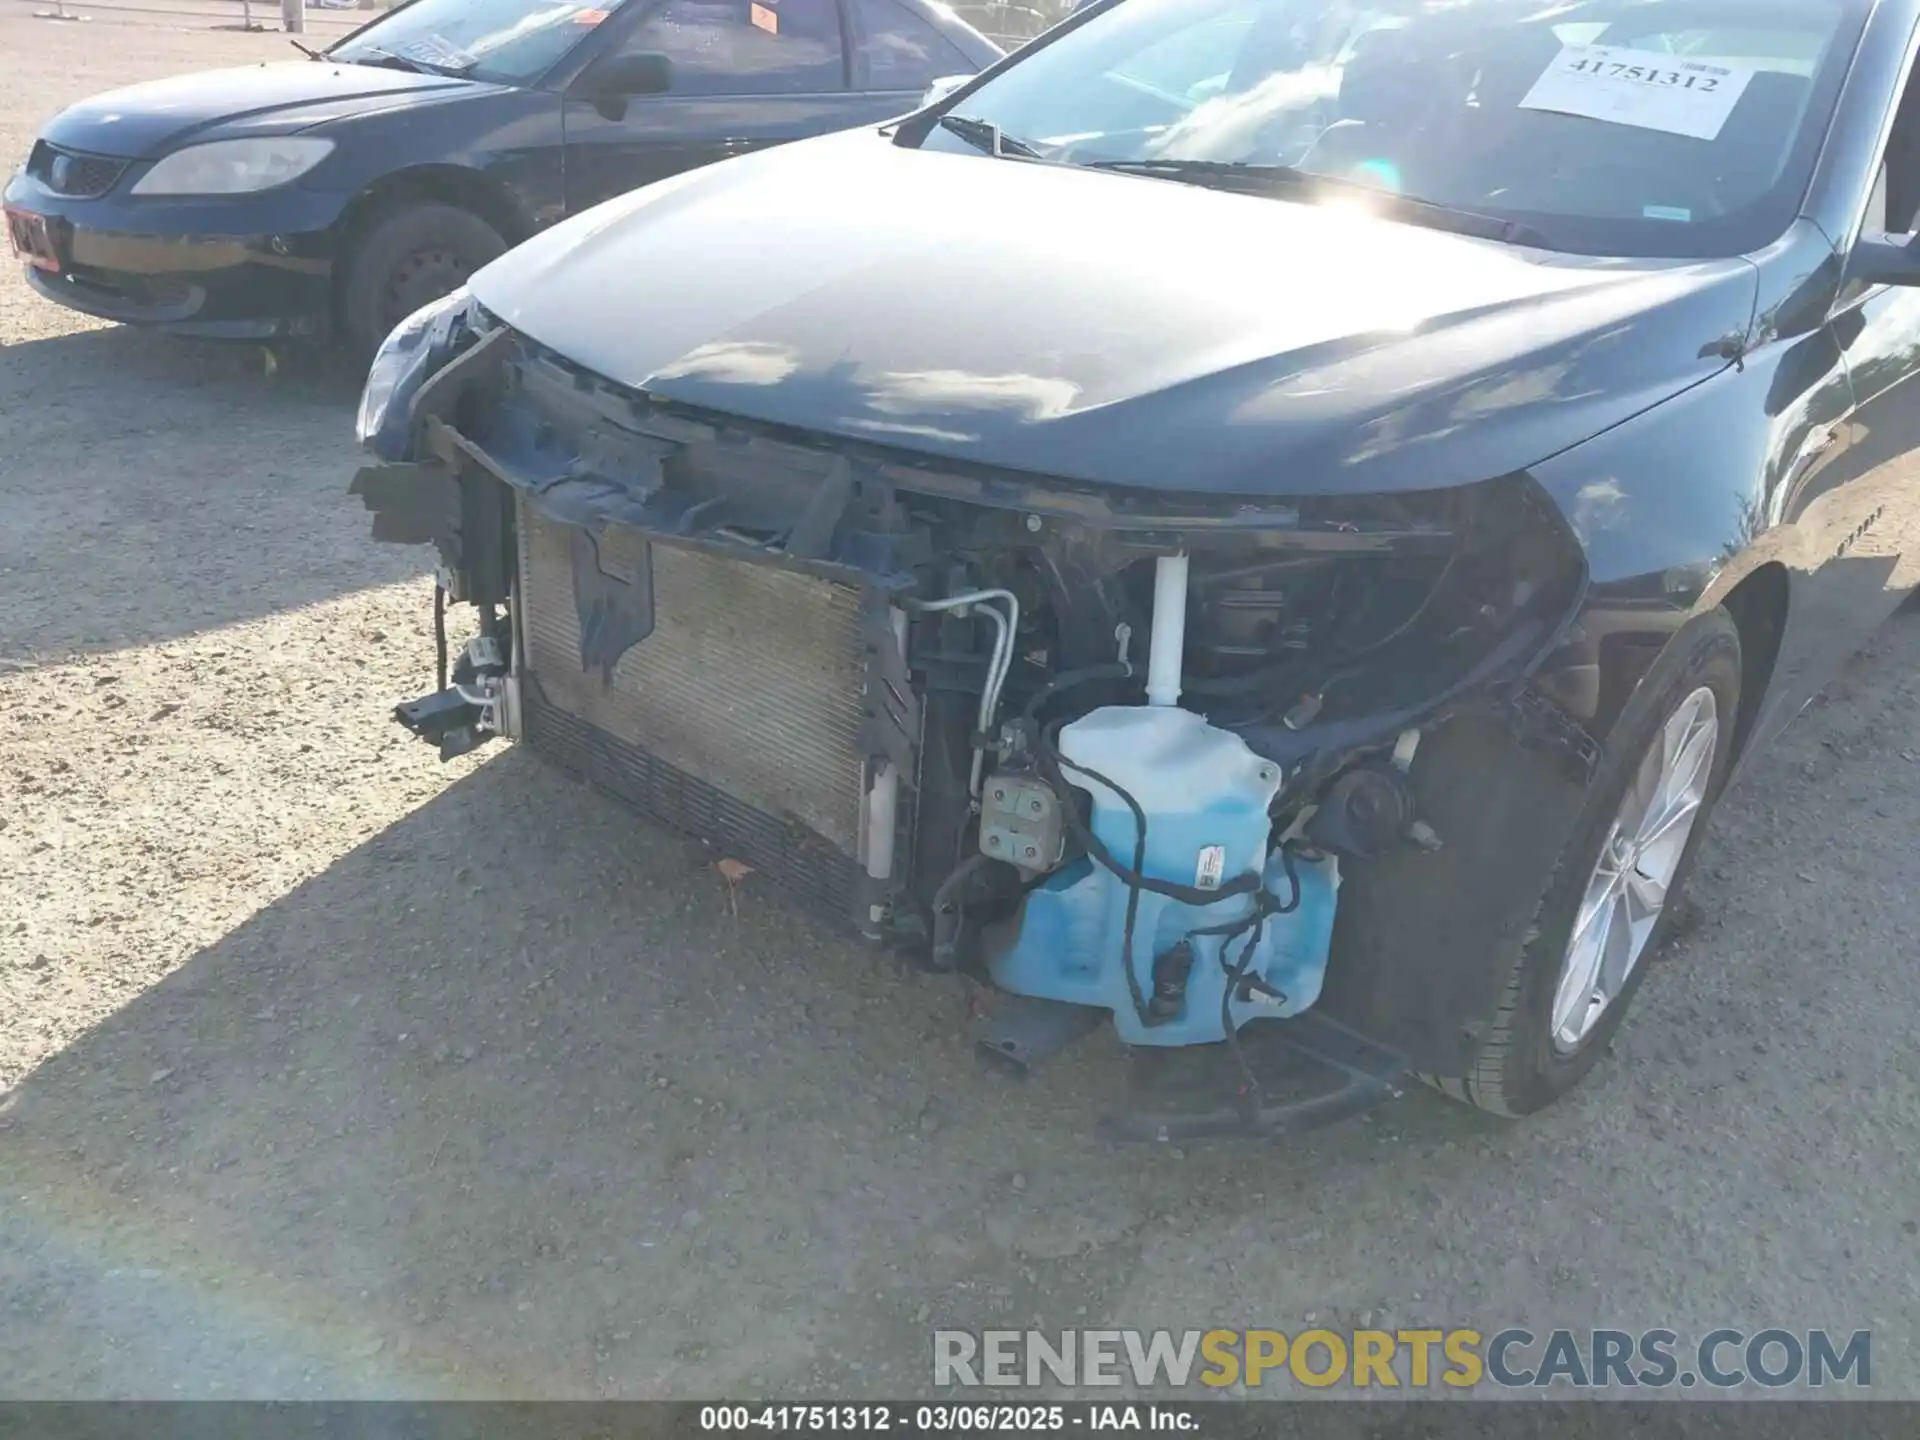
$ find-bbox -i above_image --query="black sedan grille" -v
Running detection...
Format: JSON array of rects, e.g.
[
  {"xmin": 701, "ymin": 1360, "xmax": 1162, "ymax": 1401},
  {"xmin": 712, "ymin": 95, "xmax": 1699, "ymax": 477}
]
[{"xmin": 26, "ymin": 142, "xmax": 129, "ymax": 199}]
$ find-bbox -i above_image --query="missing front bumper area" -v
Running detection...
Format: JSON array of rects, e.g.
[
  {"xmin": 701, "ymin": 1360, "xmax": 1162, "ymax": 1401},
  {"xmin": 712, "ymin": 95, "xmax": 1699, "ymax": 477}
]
[{"xmin": 352, "ymin": 324, "xmax": 1593, "ymax": 1130}]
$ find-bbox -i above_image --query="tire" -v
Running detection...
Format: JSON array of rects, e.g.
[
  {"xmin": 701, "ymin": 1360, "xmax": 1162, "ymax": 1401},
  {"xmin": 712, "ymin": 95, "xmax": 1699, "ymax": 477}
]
[
  {"xmin": 339, "ymin": 201, "xmax": 505, "ymax": 362},
  {"xmin": 1435, "ymin": 609, "xmax": 1742, "ymax": 1116}
]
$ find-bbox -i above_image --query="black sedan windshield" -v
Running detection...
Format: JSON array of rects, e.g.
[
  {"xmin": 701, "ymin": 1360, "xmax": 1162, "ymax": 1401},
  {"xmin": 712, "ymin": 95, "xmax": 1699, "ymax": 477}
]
[
  {"xmin": 922, "ymin": 0, "xmax": 1868, "ymax": 257},
  {"xmin": 332, "ymin": 0, "xmax": 629, "ymax": 84}
]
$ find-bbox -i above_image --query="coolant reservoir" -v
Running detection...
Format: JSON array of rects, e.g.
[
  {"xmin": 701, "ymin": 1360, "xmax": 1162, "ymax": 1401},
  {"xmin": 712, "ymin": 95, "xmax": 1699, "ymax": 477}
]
[{"xmin": 987, "ymin": 706, "xmax": 1340, "ymax": 1047}]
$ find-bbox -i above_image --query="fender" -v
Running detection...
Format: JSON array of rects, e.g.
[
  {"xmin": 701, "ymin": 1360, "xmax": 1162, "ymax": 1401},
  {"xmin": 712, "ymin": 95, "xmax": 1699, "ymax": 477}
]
[
  {"xmin": 1319, "ymin": 225, "xmax": 1868, "ymax": 1078},
  {"xmin": 1527, "ymin": 226, "xmax": 1854, "ymax": 776}
]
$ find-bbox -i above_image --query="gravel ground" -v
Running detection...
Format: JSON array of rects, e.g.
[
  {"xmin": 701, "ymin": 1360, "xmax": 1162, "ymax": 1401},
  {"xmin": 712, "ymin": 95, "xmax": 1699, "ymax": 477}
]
[{"xmin": 2, "ymin": 10, "xmax": 1919, "ymax": 1404}]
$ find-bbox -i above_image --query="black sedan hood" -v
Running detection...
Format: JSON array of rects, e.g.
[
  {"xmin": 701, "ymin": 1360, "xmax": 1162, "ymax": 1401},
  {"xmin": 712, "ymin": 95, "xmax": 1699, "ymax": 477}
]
[
  {"xmin": 474, "ymin": 130, "xmax": 1761, "ymax": 498},
  {"xmin": 40, "ymin": 62, "xmax": 482, "ymax": 160}
]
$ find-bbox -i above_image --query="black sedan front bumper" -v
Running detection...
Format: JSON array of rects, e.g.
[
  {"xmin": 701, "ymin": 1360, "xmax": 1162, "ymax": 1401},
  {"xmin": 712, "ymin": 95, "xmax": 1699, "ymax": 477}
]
[{"xmin": 3, "ymin": 171, "xmax": 344, "ymax": 339}]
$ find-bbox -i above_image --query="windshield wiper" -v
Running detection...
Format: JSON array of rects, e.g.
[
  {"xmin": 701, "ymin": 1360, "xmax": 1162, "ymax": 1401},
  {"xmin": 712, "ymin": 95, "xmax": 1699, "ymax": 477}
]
[
  {"xmin": 1083, "ymin": 159, "xmax": 1551, "ymax": 247},
  {"xmin": 1359, "ymin": 192, "xmax": 1552, "ymax": 248},
  {"xmin": 938, "ymin": 114, "xmax": 1045, "ymax": 161},
  {"xmin": 341, "ymin": 47, "xmax": 432, "ymax": 73},
  {"xmin": 341, "ymin": 46, "xmax": 470, "ymax": 77},
  {"xmin": 1083, "ymin": 158, "xmax": 1313, "ymax": 190}
]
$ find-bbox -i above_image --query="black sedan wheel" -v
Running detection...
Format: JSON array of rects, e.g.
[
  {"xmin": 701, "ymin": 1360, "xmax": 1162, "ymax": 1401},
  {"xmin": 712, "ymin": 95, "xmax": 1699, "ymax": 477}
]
[
  {"xmin": 1439, "ymin": 609, "xmax": 1743, "ymax": 1116},
  {"xmin": 341, "ymin": 201, "xmax": 505, "ymax": 361}
]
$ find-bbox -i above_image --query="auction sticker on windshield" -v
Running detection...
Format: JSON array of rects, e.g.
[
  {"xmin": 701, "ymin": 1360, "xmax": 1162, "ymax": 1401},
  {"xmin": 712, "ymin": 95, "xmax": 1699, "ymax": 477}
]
[
  {"xmin": 1520, "ymin": 44, "xmax": 1756, "ymax": 141},
  {"xmin": 400, "ymin": 33, "xmax": 478, "ymax": 70}
]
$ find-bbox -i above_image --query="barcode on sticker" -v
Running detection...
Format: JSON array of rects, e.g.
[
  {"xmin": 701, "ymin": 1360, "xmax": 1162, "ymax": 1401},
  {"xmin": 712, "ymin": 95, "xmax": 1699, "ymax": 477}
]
[{"xmin": 1195, "ymin": 845, "xmax": 1226, "ymax": 891}]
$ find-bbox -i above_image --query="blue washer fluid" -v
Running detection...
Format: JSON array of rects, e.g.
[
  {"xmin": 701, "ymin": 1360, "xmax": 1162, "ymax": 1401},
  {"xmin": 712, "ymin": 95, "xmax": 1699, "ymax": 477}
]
[{"xmin": 987, "ymin": 706, "xmax": 1340, "ymax": 1047}]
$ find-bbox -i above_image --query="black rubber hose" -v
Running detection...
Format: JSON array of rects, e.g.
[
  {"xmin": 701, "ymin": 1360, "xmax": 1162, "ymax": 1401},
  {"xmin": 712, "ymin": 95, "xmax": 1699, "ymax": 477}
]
[
  {"xmin": 1039, "ymin": 744, "xmax": 1263, "ymax": 906},
  {"xmin": 433, "ymin": 585, "xmax": 448, "ymax": 693},
  {"xmin": 1213, "ymin": 844, "xmax": 1302, "ymax": 1109},
  {"xmin": 1116, "ymin": 786, "xmax": 1153, "ymax": 1027},
  {"xmin": 1049, "ymin": 749, "xmax": 1157, "ymax": 1027},
  {"xmin": 1039, "ymin": 741, "xmax": 1267, "ymax": 1029},
  {"xmin": 1238, "ymin": 613, "xmax": 1558, "ymax": 771},
  {"xmin": 929, "ymin": 853, "xmax": 990, "ymax": 971},
  {"xmin": 1020, "ymin": 662, "xmax": 1139, "ymax": 721}
]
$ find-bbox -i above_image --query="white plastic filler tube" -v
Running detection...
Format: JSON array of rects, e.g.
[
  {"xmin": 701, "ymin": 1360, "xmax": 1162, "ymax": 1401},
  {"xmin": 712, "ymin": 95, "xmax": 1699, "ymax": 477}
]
[{"xmin": 1146, "ymin": 553, "xmax": 1189, "ymax": 707}]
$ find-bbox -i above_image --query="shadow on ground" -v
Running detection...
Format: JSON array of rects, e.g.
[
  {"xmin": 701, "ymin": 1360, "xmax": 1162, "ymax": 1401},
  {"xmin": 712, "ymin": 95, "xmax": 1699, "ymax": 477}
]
[
  {"xmin": 0, "ymin": 325, "xmax": 409, "ymax": 663},
  {"xmin": 0, "ymin": 744, "xmax": 1497, "ymax": 1399},
  {"xmin": 5, "ymin": 664, "xmax": 1920, "ymax": 1395}
]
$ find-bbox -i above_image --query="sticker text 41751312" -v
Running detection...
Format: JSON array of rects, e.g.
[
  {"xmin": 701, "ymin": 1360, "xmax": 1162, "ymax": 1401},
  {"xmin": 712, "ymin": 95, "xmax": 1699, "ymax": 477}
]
[{"xmin": 1519, "ymin": 44, "xmax": 1757, "ymax": 141}]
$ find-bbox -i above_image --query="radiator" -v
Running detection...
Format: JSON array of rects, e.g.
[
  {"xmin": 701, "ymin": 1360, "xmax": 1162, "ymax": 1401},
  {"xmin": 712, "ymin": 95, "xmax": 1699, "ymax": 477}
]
[{"xmin": 516, "ymin": 499, "xmax": 874, "ymax": 911}]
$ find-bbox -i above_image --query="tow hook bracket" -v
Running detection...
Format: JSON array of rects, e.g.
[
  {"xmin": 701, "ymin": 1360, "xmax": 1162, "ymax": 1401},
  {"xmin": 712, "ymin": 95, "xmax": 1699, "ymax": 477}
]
[{"xmin": 395, "ymin": 687, "xmax": 490, "ymax": 761}]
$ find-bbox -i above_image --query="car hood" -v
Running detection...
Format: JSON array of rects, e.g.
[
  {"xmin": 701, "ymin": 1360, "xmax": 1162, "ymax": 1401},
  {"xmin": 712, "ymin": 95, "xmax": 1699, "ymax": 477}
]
[
  {"xmin": 474, "ymin": 130, "xmax": 1760, "ymax": 497},
  {"xmin": 40, "ymin": 62, "xmax": 482, "ymax": 160}
]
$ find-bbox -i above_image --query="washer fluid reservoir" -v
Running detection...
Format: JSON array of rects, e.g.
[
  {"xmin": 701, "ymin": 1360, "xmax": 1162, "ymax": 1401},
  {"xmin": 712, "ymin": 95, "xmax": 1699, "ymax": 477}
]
[{"xmin": 987, "ymin": 705, "xmax": 1340, "ymax": 1047}]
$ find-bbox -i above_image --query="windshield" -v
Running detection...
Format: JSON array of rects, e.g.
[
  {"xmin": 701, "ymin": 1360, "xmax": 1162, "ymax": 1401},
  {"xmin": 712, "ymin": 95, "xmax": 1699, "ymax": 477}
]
[
  {"xmin": 331, "ymin": 0, "xmax": 628, "ymax": 84},
  {"xmin": 918, "ymin": 0, "xmax": 1868, "ymax": 258}
]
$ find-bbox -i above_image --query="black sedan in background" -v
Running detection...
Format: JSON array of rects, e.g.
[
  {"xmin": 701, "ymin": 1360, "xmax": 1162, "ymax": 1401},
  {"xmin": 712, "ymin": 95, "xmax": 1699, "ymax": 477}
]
[{"xmin": 3, "ymin": 0, "xmax": 997, "ymax": 354}]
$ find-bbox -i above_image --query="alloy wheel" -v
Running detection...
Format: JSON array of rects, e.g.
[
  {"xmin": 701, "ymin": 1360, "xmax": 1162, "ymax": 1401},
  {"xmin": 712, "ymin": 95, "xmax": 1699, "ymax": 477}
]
[{"xmin": 1549, "ymin": 685, "xmax": 1719, "ymax": 1054}]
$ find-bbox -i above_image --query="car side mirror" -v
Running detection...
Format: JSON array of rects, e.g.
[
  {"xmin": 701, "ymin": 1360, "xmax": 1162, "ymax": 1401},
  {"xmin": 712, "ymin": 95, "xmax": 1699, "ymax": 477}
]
[
  {"xmin": 920, "ymin": 74, "xmax": 971, "ymax": 109},
  {"xmin": 1851, "ymin": 230, "xmax": 1920, "ymax": 287},
  {"xmin": 583, "ymin": 50, "xmax": 675, "ymax": 99}
]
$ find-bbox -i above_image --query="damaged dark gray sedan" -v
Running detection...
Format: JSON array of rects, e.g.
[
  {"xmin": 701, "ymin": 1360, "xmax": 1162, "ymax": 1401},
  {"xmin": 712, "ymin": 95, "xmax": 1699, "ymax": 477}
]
[{"xmin": 351, "ymin": 0, "xmax": 1920, "ymax": 1137}]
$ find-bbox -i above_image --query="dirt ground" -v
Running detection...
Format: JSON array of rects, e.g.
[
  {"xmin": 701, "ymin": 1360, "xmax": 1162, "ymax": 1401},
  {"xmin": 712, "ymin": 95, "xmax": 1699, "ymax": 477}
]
[{"xmin": 2, "ymin": 6, "xmax": 1919, "ymax": 1404}]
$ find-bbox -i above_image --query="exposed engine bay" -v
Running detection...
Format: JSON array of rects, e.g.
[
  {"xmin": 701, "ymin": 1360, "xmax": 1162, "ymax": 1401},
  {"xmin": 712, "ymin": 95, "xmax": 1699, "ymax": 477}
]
[{"xmin": 353, "ymin": 317, "xmax": 1593, "ymax": 1138}]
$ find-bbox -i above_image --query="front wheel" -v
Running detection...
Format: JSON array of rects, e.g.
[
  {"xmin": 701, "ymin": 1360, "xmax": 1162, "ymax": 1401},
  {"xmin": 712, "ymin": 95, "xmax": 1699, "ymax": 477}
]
[
  {"xmin": 339, "ymin": 201, "xmax": 505, "ymax": 362},
  {"xmin": 1440, "ymin": 609, "xmax": 1743, "ymax": 1116}
]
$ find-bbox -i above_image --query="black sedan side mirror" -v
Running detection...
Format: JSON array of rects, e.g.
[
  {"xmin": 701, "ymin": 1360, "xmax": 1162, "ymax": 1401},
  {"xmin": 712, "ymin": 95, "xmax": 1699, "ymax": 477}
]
[
  {"xmin": 582, "ymin": 50, "xmax": 675, "ymax": 99},
  {"xmin": 1851, "ymin": 230, "xmax": 1920, "ymax": 287}
]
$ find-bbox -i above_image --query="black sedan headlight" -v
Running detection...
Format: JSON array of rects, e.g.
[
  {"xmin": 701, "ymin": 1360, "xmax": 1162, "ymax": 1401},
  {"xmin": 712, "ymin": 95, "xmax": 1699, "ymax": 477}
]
[{"xmin": 354, "ymin": 286, "xmax": 489, "ymax": 461}]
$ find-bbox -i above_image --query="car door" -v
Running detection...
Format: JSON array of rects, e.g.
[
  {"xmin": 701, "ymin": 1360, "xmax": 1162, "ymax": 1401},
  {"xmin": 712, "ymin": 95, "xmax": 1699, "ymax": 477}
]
[
  {"xmin": 1750, "ymin": 41, "xmax": 1920, "ymax": 749},
  {"xmin": 561, "ymin": 0, "xmax": 894, "ymax": 213},
  {"xmin": 1828, "ymin": 69, "xmax": 1920, "ymax": 587}
]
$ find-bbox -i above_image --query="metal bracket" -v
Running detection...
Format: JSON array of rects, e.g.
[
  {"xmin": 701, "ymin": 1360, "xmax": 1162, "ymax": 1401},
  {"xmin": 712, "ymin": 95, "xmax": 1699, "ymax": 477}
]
[
  {"xmin": 1101, "ymin": 1011, "xmax": 1407, "ymax": 1143},
  {"xmin": 974, "ymin": 994, "xmax": 1104, "ymax": 1076},
  {"xmin": 978, "ymin": 772, "xmax": 1066, "ymax": 873},
  {"xmin": 1500, "ymin": 684, "xmax": 1602, "ymax": 782}
]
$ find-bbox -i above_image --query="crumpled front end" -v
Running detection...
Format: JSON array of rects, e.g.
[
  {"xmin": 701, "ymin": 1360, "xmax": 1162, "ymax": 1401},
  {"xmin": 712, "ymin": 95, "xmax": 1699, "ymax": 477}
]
[{"xmin": 352, "ymin": 313, "xmax": 1594, "ymax": 1137}]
